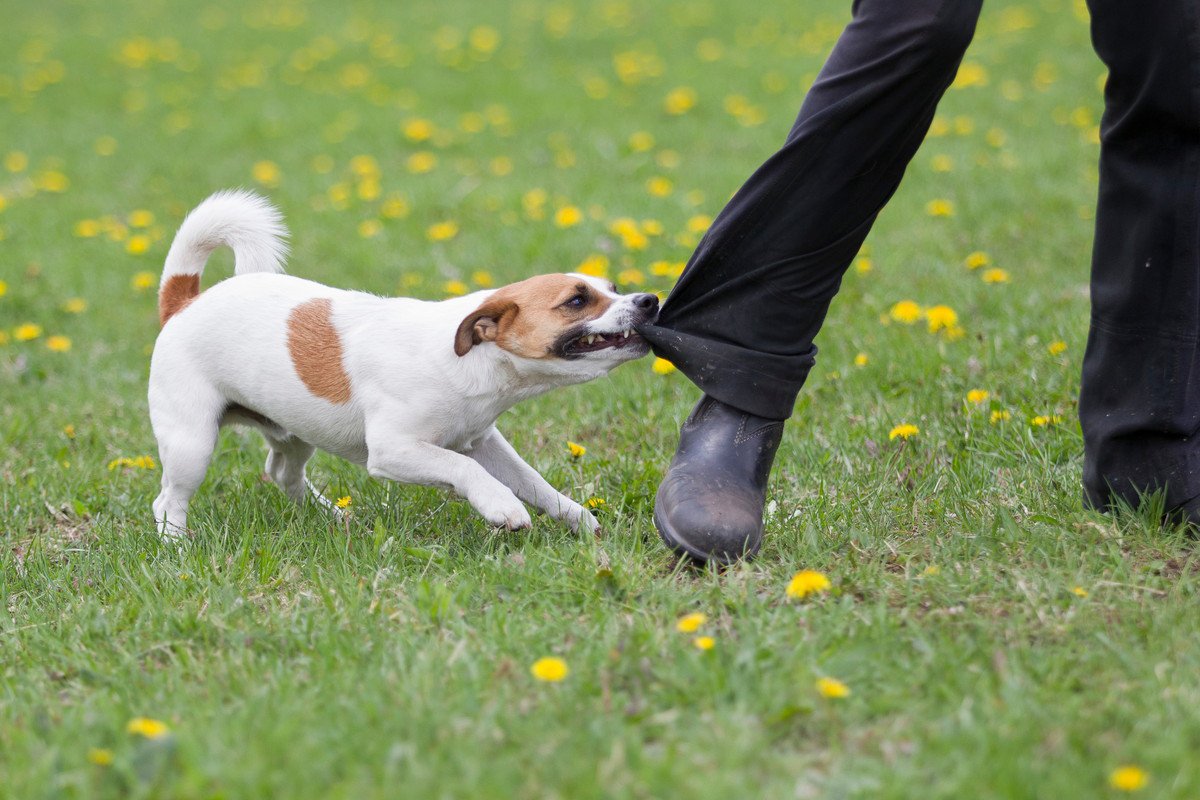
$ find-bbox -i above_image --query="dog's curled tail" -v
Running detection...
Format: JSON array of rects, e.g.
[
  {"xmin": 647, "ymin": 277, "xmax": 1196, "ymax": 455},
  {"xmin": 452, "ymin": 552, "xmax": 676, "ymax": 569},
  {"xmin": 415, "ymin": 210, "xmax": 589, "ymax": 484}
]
[{"xmin": 158, "ymin": 189, "xmax": 290, "ymax": 326}]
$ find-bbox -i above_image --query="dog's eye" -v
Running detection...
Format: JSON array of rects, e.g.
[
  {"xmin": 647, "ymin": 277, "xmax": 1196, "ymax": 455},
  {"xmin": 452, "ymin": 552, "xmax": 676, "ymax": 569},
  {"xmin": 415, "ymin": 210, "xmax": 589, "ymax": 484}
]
[{"xmin": 563, "ymin": 294, "xmax": 587, "ymax": 309}]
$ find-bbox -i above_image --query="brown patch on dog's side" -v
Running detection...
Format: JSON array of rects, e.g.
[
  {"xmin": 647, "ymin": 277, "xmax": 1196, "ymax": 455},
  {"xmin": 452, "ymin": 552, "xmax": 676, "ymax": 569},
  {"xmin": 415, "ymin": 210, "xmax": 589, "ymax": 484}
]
[
  {"xmin": 158, "ymin": 274, "xmax": 201, "ymax": 326},
  {"xmin": 454, "ymin": 274, "xmax": 614, "ymax": 357},
  {"xmin": 286, "ymin": 298, "xmax": 352, "ymax": 404}
]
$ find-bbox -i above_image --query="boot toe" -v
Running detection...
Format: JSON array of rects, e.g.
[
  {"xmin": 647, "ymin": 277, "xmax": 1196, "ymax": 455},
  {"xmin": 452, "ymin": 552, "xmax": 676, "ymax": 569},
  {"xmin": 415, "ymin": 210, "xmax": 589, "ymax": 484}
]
[{"xmin": 654, "ymin": 475, "xmax": 763, "ymax": 564}]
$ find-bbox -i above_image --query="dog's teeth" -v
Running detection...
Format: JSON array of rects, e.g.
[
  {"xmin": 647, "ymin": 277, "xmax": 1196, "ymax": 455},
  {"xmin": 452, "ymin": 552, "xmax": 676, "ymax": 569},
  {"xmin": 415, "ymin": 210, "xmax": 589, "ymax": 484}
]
[
  {"xmin": 623, "ymin": 330, "xmax": 631, "ymax": 339},
  {"xmin": 586, "ymin": 335, "xmax": 597, "ymax": 345}
]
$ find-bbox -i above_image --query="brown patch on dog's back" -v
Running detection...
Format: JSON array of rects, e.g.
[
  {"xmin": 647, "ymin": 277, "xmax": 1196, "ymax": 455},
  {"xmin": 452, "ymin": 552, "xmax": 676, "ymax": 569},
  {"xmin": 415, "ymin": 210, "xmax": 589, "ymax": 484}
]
[
  {"xmin": 158, "ymin": 274, "xmax": 201, "ymax": 326},
  {"xmin": 454, "ymin": 274, "xmax": 614, "ymax": 357},
  {"xmin": 287, "ymin": 298, "xmax": 352, "ymax": 404}
]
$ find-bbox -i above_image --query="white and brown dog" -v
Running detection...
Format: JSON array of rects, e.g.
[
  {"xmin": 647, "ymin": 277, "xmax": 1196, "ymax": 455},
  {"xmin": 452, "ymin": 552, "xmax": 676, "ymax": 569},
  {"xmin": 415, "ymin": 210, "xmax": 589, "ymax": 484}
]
[{"xmin": 148, "ymin": 190, "xmax": 658, "ymax": 539}]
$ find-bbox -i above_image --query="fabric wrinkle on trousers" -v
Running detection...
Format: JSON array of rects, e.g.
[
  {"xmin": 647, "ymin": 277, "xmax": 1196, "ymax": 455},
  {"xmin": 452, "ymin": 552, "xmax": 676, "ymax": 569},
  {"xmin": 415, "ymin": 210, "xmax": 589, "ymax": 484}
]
[{"xmin": 638, "ymin": 0, "xmax": 1200, "ymax": 513}]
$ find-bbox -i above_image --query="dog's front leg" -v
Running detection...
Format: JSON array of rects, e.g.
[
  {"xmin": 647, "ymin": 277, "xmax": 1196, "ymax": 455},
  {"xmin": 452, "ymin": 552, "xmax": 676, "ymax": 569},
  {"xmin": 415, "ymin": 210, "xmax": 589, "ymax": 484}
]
[
  {"xmin": 366, "ymin": 435, "xmax": 532, "ymax": 530},
  {"xmin": 466, "ymin": 428, "xmax": 599, "ymax": 534}
]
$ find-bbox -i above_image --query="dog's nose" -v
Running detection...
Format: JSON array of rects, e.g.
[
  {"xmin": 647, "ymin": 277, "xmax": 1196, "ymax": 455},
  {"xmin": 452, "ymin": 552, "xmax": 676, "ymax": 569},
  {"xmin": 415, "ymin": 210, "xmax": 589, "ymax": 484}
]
[{"xmin": 632, "ymin": 293, "xmax": 660, "ymax": 312}]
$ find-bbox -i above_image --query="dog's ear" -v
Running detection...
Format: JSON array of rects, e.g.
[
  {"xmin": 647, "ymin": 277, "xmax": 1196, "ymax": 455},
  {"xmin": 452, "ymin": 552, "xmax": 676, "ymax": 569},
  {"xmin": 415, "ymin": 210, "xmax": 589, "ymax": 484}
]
[{"xmin": 454, "ymin": 297, "xmax": 517, "ymax": 356}]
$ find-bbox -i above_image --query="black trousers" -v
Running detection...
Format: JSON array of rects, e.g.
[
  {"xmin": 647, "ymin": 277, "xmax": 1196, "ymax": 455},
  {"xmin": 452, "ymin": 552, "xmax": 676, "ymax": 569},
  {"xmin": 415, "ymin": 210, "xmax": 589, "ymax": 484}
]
[{"xmin": 639, "ymin": 0, "xmax": 1200, "ymax": 512}]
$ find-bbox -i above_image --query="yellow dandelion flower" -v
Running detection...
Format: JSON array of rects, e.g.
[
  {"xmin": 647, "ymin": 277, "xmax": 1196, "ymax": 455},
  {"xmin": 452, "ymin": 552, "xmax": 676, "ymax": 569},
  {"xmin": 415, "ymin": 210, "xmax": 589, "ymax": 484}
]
[
  {"xmin": 982, "ymin": 268, "xmax": 1010, "ymax": 284},
  {"xmin": 664, "ymin": 86, "xmax": 697, "ymax": 115},
  {"xmin": 128, "ymin": 209, "xmax": 155, "ymax": 228},
  {"xmin": 489, "ymin": 156, "xmax": 513, "ymax": 176},
  {"xmin": 381, "ymin": 195, "xmax": 410, "ymax": 219},
  {"xmin": 554, "ymin": 205, "xmax": 583, "ymax": 227},
  {"xmin": 567, "ymin": 441, "xmax": 586, "ymax": 458},
  {"xmin": 675, "ymin": 612, "xmax": 707, "ymax": 633},
  {"xmin": 617, "ymin": 268, "xmax": 645, "ymax": 286},
  {"xmin": 406, "ymin": 151, "xmax": 437, "ymax": 173},
  {"xmin": 357, "ymin": 219, "xmax": 382, "ymax": 238},
  {"xmin": 403, "ymin": 118, "xmax": 434, "ymax": 142},
  {"xmin": 966, "ymin": 389, "xmax": 990, "ymax": 404},
  {"xmin": 930, "ymin": 154, "xmax": 954, "ymax": 172},
  {"xmin": 889, "ymin": 300, "xmax": 922, "ymax": 324},
  {"xmin": 640, "ymin": 219, "xmax": 663, "ymax": 236},
  {"xmin": 584, "ymin": 496, "xmax": 606, "ymax": 509},
  {"xmin": 107, "ymin": 455, "xmax": 157, "ymax": 470},
  {"xmin": 693, "ymin": 636, "xmax": 715, "ymax": 651},
  {"xmin": 126, "ymin": 234, "xmax": 151, "ymax": 255},
  {"xmin": 335, "ymin": 496, "xmax": 352, "ymax": 508},
  {"xmin": 629, "ymin": 131, "xmax": 655, "ymax": 152},
  {"xmin": 87, "ymin": 748, "xmax": 114, "ymax": 766},
  {"xmin": 1109, "ymin": 766, "xmax": 1149, "ymax": 792},
  {"xmin": 251, "ymin": 160, "xmax": 280, "ymax": 187},
  {"xmin": 816, "ymin": 677, "xmax": 851, "ymax": 698},
  {"xmin": 576, "ymin": 254, "xmax": 609, "ymax": 278},
  {"xmin": 530, "ymin": 656, "xmax": 569, "ymax": 682},
  {"xmin": 126, "ymin": 717, "xmax": 170, "ymax": 739},
  {"xmin": 471, "ymin": 270, "xmax": 494, "ymax": 287},
  {"xmin": 468, "ymin": 25, "xmax": 501, "ymax": 54},
  {"xmin": 35, "ymin": 170, "xmax": 70, "ymax": 192},
  {"xmin": 855, "ymin": 257, "xmax": 873, "ymax": 274},
  {"xmin": 786, "ymin": 569, "xmax": 831, "ymax": 600},
  {"xmin": 923, "ymin": 565, "xmax": 941, "ymax": 576},
  {"xmin": 14, "ymin": 323, "xmax": 43, "ymax": 341},
  {"xmin": 990, "ymin": 409, "xmax": 1011, "ymax": 424},
  {"xmin": 132, "ymin": 271, "xmax": 156, "ymax": 290},
  {"xmin": 95, "ymin": 135, "xmax": 118, "ymax": 156},
  {"xmin": 952, "ymin": 61, "xmax": 988, "ymax": 89},
  {"xmin": 444, "ymin": 280, "xmax": 469, "ymax": 296},
  {"xmin": 0, "ymin": 279, "xmax": 6, "ymax": 297},
  {"xmin": 925, "ymin": 304, "xmax": 958, "ymax": 333},
  {"xmin": 854, "ymin": 353, "xmax": 868, "ymax": 367},
  {"xmin": 1031, "ymin": 415, "xmax": 1063, "ymax": 427},
  {"xmin": 889, "ymin": 423, "xmax": 919, "ymax": 440},
  {"xmin": 1071, "ymin": 586, "xmax": 1089, "ymax": 598},
  {"xmin": 925, "ymin": 199, "xmax": 955, "ymax": 217},
  {"xmin": 652, "ymin": 357, "xmax": 676, "ymax": 375},
  {"xmin": 64, "ymin": 424, "xmax": 75, "ymax": 438},
  {"xmin": 4, "ymin": 151, "xmax": 28, "ymax": 172},
  {"xmin": 685, "ymin": 214, "xmax": 712, "ymax": 234},
  {"xmin": 646, "ymin": 176, "xmax": 673, "ymax": 197},
  {"xmin": 964, "ymin": 251, "xmax": 990, "ymax": 269},
  {"xmin": 46, "ymin": 335, "xmax": 71, "ymax": 352},
  {"xmin": 1048, "ymin": 340, "xmax": 1068, "ymax": 356},
  {"xmin": 427, "ymin": 221, "xmax": 459, "ymax": 241},
  {"xmin": 63, "ymin": 297, "xmax": 87, "ymax": 313}
]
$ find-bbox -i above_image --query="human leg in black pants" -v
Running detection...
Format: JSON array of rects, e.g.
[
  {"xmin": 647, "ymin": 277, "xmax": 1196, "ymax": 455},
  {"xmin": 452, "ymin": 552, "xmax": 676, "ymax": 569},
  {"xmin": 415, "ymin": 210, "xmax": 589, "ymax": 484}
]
[
  {"xmin": 637, "ymin": 0, "xmax": 984, "ymax": 563},
  {"xmin": 1080, "ymin": 0, "xmax": 1200, "ymax": 520}
]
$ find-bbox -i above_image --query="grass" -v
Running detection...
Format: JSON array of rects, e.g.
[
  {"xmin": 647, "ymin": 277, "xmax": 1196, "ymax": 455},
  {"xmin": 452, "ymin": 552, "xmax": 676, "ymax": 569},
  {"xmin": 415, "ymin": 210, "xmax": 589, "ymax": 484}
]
[{"xmin": 2, "ymin": 0, "xmax": 1198, "ymax": 797}]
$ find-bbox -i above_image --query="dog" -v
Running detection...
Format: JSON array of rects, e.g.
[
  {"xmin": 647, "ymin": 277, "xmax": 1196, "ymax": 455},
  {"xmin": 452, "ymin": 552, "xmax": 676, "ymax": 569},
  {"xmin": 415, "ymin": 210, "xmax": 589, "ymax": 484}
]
[{"xmin": 148, "ymin": 190, "xmax": 658, "ymax": 539}]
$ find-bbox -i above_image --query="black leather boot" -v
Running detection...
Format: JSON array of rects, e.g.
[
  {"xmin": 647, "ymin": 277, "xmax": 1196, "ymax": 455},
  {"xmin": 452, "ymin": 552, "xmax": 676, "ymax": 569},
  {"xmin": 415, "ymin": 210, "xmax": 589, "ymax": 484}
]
[{"xmin": 654, "ymin": 395, "xmax": 785, "ymax": 564}]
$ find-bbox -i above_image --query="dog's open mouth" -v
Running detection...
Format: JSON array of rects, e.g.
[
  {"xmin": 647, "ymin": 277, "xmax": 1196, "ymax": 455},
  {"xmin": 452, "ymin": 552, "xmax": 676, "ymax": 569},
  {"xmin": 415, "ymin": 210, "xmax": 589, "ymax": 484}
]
[{"xmin": 562, "ymin": 328, "xmax": 646, "ymax": 355}]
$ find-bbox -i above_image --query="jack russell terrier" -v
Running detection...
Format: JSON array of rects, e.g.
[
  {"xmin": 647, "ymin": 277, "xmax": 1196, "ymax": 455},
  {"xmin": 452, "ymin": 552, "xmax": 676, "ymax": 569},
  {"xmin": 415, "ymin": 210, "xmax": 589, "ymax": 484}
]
[{"xmin": 148, "ymin": 190, "xmax": 658, "ymax": 540}]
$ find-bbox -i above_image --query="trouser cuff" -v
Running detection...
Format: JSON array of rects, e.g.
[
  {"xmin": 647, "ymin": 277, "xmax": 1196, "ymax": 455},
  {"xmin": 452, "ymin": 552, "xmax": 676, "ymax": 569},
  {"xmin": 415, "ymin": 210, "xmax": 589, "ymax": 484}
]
[{"xmin": 638, "ymin": 323, "xmax": 813, "ymax": 420}]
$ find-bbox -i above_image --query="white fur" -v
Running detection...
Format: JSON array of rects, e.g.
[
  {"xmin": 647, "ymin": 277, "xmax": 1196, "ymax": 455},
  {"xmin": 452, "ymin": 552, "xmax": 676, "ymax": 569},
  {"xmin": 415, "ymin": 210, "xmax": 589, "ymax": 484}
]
[
  {"xmin": 161, "ymin": 189, "xmax": 289, "ymax": 284},
  {"xmin": 149, "ymin": 191, "xmax": 654, "ymax": 540}
]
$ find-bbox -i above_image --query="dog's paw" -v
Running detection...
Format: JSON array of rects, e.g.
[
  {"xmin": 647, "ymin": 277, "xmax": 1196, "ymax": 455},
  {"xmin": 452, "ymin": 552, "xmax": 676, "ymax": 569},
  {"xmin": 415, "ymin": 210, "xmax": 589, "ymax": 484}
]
[
  {"xmin": 474, "ymin": 489, "xmax": 531, "ymax": 530},
  {"xmin": 569, "ymin": 507, "xmax": 600, "ymax": 535}
]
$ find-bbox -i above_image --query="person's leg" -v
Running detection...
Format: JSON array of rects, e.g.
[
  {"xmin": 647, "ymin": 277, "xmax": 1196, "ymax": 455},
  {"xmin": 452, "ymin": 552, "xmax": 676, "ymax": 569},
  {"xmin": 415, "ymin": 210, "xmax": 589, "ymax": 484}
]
[
  {"xmin": 640, "ymin": 0, "xmax": 983, "ymax": 563},
  {"xmin": 1080, "ymin": 0, "xmax": 1200, "ymax": 518},
  {"xmin": 641, "ymin": 0, "xmax": 983, "ymax": 420}
]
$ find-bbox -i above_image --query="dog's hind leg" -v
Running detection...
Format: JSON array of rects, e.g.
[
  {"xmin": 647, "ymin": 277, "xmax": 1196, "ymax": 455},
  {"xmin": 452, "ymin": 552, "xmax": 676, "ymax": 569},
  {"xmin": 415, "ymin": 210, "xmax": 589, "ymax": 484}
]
[
  {"xmin": 151, "ymin": 399, "xmax": 221, "ymax": 541},
  {"xmin": 262, "ymin": 433, "xmax": 316, "ymax": 505}
]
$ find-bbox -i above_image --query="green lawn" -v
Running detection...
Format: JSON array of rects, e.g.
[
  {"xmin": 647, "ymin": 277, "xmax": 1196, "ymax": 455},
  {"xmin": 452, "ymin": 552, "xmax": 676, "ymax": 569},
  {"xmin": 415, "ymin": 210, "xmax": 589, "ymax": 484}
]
[{"xmin": 2, "ymin": 0, "xmax": 1197, "ymax": 797}]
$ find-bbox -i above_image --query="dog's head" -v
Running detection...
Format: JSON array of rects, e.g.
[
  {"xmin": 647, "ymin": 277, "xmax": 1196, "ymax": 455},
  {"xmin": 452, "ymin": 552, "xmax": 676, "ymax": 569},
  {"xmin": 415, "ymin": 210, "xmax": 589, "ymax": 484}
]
[{"xmin": 453, "ymin": 273, "xmax": 658, "ymax": 380}]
